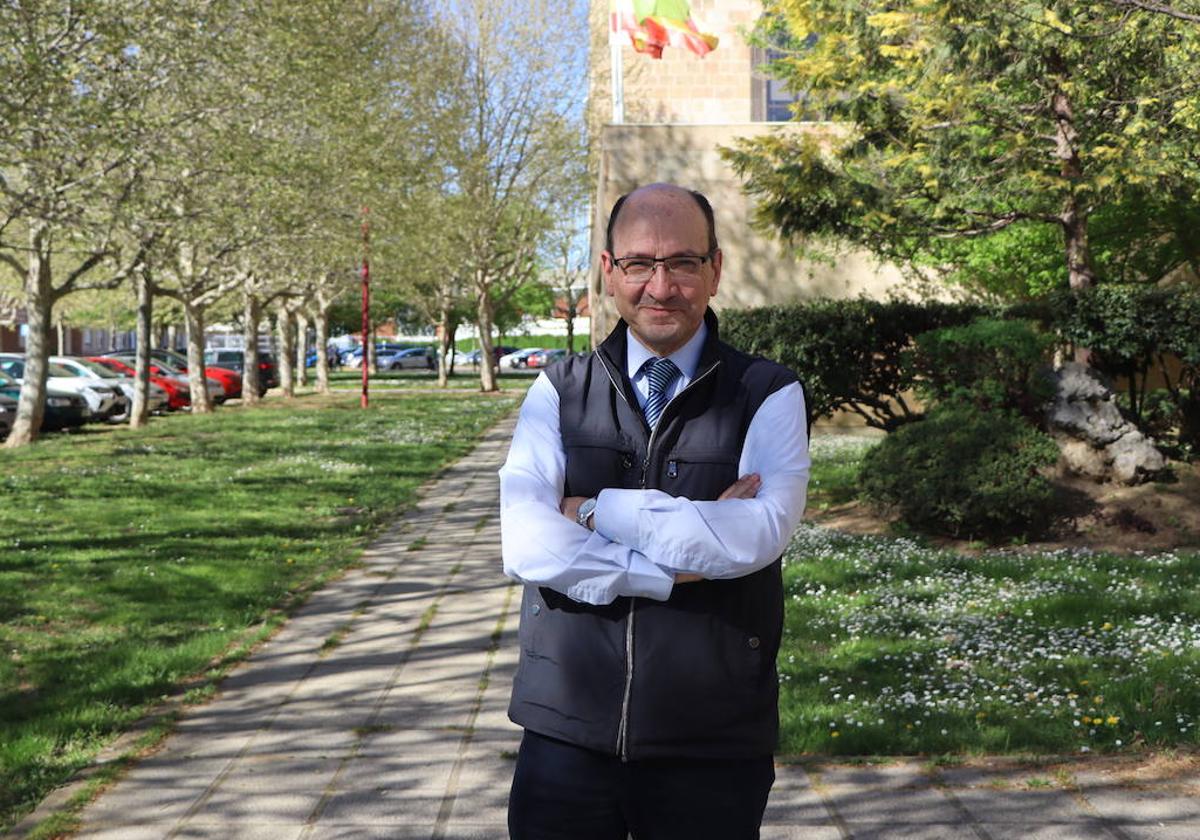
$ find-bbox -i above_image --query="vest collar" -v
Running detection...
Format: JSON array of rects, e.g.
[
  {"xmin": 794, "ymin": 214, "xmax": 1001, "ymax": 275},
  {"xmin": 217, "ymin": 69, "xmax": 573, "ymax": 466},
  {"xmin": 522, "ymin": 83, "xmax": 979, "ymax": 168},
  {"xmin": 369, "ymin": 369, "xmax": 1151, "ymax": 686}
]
[{"xmin": 598, "ymin": 307, "xmax": 722, "ymax": 381}]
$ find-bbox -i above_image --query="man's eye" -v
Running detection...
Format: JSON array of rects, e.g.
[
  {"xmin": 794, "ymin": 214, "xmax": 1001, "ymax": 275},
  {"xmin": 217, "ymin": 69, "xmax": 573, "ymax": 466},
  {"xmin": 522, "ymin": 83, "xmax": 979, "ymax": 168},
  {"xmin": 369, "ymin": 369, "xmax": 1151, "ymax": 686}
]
[
  {"xmin": 623, "ymin": 259, "xmax": 656, "ymax": 272},
  {"xmin": 666, "ymin": 257, "xmax": 703, "ymax": 271}
]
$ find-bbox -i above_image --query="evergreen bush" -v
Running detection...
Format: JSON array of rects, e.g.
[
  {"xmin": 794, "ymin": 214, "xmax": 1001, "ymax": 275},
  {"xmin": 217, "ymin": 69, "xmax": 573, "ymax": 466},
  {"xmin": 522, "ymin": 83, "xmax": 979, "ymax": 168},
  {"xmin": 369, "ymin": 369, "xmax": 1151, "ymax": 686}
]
[
  {"xmin": 858, "ymin": 402, "xmax": 1060, "ymax": 539},
  {"xmin": 910, "ymin": 318, "xmax": 1056, "ymax": 419},
  {"xmin": 722, "ymin": 298, "xmax": 981, "ymax": 430}
]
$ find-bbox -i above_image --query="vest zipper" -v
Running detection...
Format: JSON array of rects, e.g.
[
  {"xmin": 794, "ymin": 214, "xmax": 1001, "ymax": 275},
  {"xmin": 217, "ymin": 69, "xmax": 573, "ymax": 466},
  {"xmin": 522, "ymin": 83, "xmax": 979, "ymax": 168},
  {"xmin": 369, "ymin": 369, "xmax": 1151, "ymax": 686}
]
[
  {"xmin": 601, "ymin": 352, "xmax": 721, "ymax": 761},
  {"xmin": 639, "ymin": 359, "xmax": 721, "ymax": 484}
]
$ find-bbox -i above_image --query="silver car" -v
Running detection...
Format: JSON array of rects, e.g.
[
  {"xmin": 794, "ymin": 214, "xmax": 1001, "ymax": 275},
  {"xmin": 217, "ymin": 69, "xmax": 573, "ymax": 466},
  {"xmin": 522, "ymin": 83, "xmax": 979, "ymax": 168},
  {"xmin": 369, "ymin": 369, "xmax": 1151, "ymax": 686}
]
[
  {"xmin": 0, "ymin": 353, "xmax": 123, "ymax": 422},
  {"xmin": 52, "ymin": 356, "xmax": 169, "ymax": 421}
]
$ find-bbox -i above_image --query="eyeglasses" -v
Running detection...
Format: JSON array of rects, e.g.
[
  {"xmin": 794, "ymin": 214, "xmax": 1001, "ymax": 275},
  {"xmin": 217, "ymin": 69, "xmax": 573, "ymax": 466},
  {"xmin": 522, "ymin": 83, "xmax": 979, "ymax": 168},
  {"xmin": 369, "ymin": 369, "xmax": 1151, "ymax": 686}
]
[{"xmin": 610, "ymin": 253, "xmax": 714, "ymax": 284}]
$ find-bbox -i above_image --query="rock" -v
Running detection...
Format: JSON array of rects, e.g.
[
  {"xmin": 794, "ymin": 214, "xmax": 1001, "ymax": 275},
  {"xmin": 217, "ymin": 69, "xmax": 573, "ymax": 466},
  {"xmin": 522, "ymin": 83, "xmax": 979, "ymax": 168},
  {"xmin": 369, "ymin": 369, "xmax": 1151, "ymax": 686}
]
[
  {"xmin": 1109, "ymin": 431, "xmax": 1166, "ymax": 484},
  {"xmin": 1055, "ymin": 437, "xmax": 1110, "ymax": 481},
  {"xmin": 1045, "ymin": 363, "xmax": 1167, "ymax": 485}
]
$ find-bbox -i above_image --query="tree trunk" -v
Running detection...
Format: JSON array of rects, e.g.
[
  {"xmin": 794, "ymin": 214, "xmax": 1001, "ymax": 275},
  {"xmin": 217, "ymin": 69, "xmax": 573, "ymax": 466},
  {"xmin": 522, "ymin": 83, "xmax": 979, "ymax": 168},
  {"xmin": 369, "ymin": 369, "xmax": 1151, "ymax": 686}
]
[
  {"xmin": 183, "ymin": 300, "xmax": 214, "ymax": 413},
  {"xmin": 367, "ymin": 327, "xmax": 377, "ymax": 375},
  {"xmin": 313, "ymin": 306, "xmax": 331, "ymax": 394},
  {"xmin": 295, "ymin": 310, "xmax": 309, "ymax": 388},
  {"xmin": 242, "ymin": 293, "xmax": 263, "ymax": 405},
  {"xmin": 5, "ymin": 223, "xmax": 52, "ymax": 447},
  {"xmin": 566, "ymin": 298, "xmax": 576, "ymax": 353},
  {"xmin": 56, "ymin": 318, "xmax": 66, "ymax": 355},
  {"xmin": 476, "ymin": 291, "xmax": 498, "ymax": 392},
  {"xmin": 276, "ymin": 303, "xmax": 296, "ymax": 398},
  {"xmin": 130, "ymin": 268, "xmax": 154, "ymax": 428},
  {"xmin": 165, "ymin": 323, "xmax": 179, "ymax": 352},
  {"xmin": 1051, "ymin": 81, "xmax": 1096, "ymax": 292},
  {"xmin": 437, "ymin": 301, "xmax": 453, "ymax": 388}
]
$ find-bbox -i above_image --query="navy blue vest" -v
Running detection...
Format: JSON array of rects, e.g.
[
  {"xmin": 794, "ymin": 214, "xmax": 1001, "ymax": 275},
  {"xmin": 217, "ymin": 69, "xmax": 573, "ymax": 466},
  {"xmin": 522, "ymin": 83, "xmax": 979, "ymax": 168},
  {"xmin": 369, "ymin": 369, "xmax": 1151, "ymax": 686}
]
[{"xmin": 507, "ymin": 310, "xmax": 801, "ymax": 759}]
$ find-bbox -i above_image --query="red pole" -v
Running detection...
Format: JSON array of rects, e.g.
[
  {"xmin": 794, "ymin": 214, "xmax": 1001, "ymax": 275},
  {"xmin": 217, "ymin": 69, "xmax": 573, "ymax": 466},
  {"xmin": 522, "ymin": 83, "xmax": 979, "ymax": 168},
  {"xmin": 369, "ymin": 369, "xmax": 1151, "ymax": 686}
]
[{"xmin": 360, "ymin": 206, "xmax": 370, "ymax": 409}]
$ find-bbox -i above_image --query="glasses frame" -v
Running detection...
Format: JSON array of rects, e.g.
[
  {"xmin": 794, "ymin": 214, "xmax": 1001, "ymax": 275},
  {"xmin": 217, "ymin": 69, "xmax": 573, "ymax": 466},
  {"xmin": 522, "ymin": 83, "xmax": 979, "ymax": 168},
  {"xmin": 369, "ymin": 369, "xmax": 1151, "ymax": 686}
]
[{"xmin": 609, "ymin": 251, "xmax": 716, "ymax": 284}]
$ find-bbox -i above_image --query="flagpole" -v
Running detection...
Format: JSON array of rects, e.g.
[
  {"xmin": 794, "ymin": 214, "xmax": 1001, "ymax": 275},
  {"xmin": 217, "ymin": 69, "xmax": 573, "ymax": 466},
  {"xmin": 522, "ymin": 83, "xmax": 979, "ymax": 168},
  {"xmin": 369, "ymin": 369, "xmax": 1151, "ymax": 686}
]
[{"xmin": 609, "ymin": 7, "xmax": 624, "ymax": 124}]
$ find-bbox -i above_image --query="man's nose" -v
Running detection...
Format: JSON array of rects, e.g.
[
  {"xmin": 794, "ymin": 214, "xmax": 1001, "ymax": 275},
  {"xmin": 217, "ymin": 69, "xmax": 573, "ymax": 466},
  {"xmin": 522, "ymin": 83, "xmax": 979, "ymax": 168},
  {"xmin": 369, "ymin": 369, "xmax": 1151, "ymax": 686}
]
[{"xmin": 643, "ymin": 262, "xmax": 675, "ymax": 296}]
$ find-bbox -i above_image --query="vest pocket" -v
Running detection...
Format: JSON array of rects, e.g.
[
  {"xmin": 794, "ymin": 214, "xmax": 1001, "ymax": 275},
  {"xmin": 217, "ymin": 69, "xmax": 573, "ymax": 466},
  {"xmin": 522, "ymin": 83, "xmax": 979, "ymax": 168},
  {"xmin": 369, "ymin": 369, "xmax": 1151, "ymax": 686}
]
[{"xmin": 660, "ymin": 448, "xmax": 739, "ymax": 498}]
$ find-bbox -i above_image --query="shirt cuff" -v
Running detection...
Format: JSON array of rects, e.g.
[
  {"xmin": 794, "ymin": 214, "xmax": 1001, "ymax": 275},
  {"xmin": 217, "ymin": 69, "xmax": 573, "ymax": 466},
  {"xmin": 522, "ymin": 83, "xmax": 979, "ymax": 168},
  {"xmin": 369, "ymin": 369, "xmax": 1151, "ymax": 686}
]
[{"xmin": 594, "ymin": 487, "xmax": 643, "ymax": 553}]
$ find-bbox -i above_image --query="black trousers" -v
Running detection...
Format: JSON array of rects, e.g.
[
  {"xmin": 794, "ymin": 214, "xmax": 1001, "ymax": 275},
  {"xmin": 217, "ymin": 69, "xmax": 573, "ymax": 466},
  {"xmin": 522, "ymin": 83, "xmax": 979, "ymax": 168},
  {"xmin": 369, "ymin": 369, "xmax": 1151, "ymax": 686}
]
[{"xmin": 508, "ymin": 730, "xmax": 774, "ymax": 840}]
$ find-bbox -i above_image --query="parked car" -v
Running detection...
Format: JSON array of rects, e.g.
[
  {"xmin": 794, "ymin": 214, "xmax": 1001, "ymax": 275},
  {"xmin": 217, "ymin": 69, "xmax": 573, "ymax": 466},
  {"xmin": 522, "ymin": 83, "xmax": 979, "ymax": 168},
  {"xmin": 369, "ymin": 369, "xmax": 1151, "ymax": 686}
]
[
  {"xmin": 0, "ymin": 353, "xmax": 124, "ymax": 422},
  {"xmin": 525, "ymin": 348, "xmax": 567, "ymax": 369},
  {"xmin": 53, "ymin": 356, "xmax": 169, "ymax": 419},
  {"xmin": 0, "ymin": 392, "xmax": 15, "ymax": 438},
  {"xmin": 154, "ymin": 349, "xmax": 242, "ymax": 400},
  {"xmin": 499, "ymin": 347, "xmax": 545, "ymax": 369},
  {"xmin": 89, "ymin": 356, "xmax": 190, "ymax": 410},
  {"xmin": 383, "ymin": 347, "xmax": 436, "ymax": 370},
  {"xmin": 203, "ymin": 349, "xmax": 279, "ymax": 396},
  {"xmin": 151, "ymin": 358, "xmax": 225, "ymax": 403},
  {"xmin": 105, "ymin": 349, "xmax": 242, "ymax": 401},
  {"xmin": 0, "ymin": 369, "xmax": 90, "ymax": 431}
]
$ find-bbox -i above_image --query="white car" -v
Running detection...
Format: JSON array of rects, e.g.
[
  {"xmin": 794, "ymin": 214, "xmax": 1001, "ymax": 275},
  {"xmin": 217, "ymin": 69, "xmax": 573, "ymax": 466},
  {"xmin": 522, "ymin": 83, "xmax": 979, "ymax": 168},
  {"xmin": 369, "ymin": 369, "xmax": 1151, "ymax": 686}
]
[
  {"xmin": 52, "ymin": 356, "xmax": 169, "ymax": 420},
  {"xmin": 498, "ymin": 348, "xmax": 544, "ymax": 369},
  {"xmin": 0, "ymin": 353, "xmax": 124, "ymax": 421}
]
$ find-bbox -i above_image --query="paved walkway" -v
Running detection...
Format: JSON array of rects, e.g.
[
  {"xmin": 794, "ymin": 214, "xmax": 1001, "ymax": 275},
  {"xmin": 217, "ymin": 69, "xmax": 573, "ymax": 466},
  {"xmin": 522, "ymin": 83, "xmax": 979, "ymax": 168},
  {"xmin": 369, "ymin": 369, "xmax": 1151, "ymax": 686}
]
[{"xmin": 31, "ymin": 416, "xmax": 1200, "ymax": 839}]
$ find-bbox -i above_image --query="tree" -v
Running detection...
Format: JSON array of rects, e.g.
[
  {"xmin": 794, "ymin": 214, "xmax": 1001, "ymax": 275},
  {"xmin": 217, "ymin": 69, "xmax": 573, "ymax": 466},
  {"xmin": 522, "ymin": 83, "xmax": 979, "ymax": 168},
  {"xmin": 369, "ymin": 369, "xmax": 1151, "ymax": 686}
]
[
  {"xmin": 0, "ymin": 1, "xmax": 211, "ymax": 445},
  {"xmin": 724, "ymin": 1, "xmax": 1200, "ymax": 300},
  {"xmin": 440, "ymin": 0, "xmax": 590, "ymax": 391}
]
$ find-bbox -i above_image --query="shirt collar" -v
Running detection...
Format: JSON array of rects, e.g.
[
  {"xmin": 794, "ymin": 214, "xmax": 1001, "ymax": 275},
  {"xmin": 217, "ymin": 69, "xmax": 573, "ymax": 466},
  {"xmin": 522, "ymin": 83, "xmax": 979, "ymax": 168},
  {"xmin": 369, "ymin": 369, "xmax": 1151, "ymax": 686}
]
[{"xmin": 625, "ymin": 321, "xmax": 708, "ymax": 383}]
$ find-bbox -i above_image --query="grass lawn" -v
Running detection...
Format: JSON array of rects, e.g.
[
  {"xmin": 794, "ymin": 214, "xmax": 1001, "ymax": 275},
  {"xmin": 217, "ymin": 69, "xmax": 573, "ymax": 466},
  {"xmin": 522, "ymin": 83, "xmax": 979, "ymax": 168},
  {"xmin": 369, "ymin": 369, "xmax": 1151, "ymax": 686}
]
[
  {"xmin": 779, "ymin": 433, "xmax": 1200, "ymax": 757},
  {"xmin": 0, "ymin": 388, "xmax": 522, "ymax": 831},
  {"xmin": 323, "ymin": 369, "xmax": 536, "ymax": 389}
]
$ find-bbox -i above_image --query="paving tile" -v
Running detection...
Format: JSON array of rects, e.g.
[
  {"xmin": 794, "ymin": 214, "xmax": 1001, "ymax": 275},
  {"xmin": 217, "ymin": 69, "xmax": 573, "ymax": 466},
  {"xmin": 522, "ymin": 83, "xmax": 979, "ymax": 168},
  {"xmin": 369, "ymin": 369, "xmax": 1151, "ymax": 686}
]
[
  {"xmin": 1117, "ymin": 826, "xmax": 1200, "ymax": 840},
  {"xmin": 950, "ymin": 788, "xmax": 1095, "ymax": 823},
  {"xmin": 841, "ymin": 827, "xmax": 977, "ymax": 839},
  {"xmin": 816, "ymin": 761, "xmax": 934, "ymax": 790},
  {"xmin": 980, "ymin": 826, "xmax": 1126, "ymax": 840},
  {"xmin": 822, "ymin": 786, "xmax": 962, "ymax": 824},
  {"xmin": 1081, "ymin": 787, "xmax": 1200, "ymax": 824}
]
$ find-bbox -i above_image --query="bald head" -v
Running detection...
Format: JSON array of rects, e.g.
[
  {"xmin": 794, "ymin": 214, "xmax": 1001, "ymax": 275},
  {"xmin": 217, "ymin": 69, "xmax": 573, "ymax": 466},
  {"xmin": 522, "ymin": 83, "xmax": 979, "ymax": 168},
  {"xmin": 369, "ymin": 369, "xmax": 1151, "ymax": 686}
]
[
  {"xmin": 600, "ymin": 182, "xmax": 723, "ymax": 357},
  {"xmin": 605, "ymin": 184, "xmax": 718, "ymax": 256}
]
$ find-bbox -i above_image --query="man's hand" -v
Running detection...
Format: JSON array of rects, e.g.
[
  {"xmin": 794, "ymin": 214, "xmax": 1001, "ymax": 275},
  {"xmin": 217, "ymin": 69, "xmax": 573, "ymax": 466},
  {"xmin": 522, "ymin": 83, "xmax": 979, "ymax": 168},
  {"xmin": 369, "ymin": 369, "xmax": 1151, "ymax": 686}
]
[
  {"xmin": 677, "ymin": 474, "xmax": 762, "ymax": 585},
  {"xmin": 718, "ymin": 472, "xmax": 761, "ymax": 501},
  {"xmin": 560, "ymin": 496, "xmax": 589, "ymax": 527}
]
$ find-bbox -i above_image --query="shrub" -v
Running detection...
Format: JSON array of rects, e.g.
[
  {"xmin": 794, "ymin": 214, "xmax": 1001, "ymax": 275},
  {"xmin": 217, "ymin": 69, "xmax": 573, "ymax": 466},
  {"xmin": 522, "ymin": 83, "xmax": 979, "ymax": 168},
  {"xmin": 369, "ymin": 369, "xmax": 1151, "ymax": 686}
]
[
  {"xmin": 910, "ymin": 318, "xmax": 1056, "ymax": 419},
  {"xmin": 1052, "ymin": 284, "xmax": 1200, "ymax": 447},
  {"xmin": 858, "ymin": 402, "xmax": 1061, "ymax": 540},
  {"xmin": 722, "ymin": 299, "xmax": 981, "ymax": 430}
]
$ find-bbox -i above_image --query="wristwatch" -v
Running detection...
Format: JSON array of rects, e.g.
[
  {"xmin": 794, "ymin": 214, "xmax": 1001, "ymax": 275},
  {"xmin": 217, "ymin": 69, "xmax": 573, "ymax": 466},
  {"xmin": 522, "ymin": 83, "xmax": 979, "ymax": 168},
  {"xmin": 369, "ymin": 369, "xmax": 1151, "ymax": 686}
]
[{"xmin": 576, "ymin": 497, "xmax": 597, "ymax": 529}]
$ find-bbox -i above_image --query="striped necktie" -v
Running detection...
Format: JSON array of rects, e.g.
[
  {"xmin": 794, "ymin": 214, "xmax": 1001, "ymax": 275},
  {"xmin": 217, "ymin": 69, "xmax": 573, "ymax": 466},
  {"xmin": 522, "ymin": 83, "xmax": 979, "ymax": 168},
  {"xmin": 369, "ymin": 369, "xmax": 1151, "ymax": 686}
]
[{"xmin": 643, "ymin": 357, "xmax": 680, "ymax": 429}]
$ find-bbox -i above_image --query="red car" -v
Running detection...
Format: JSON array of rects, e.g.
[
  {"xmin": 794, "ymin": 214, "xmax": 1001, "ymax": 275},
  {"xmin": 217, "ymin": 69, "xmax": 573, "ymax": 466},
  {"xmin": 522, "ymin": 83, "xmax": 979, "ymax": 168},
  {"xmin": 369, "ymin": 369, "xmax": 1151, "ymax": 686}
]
[
  {"xmin": 88, "ymin": 357, "xmax": 191, "ymax": 411},
  {"xmin": 106, "ymin": 350, "xmax": 243, "ymax": 401}
]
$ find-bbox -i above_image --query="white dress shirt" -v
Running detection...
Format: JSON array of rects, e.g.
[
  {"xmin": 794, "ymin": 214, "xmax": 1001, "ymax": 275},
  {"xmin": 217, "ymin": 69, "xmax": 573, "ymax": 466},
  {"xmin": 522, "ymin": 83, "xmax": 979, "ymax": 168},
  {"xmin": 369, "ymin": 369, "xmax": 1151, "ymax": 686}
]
[{"xmin": 499, "ymin": 328, "xmax": 810, "ymax": 606}]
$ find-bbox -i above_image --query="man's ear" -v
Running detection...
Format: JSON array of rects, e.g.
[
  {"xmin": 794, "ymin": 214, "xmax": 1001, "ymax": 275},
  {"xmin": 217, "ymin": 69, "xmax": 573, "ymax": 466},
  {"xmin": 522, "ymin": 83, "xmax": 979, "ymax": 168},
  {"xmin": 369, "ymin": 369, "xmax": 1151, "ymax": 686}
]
[
  {"xmin": 708, "ymin": 248, "xmax": 723, "ymax": 296},
  {"xmin": 600, "ymin": 251, "xmax": 617, "ymax": 297}
]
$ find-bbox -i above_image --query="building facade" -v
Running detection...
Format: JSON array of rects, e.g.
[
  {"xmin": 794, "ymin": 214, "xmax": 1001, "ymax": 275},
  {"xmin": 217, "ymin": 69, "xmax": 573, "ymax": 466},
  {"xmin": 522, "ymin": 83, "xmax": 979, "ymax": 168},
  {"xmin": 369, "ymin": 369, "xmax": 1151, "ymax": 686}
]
[{"xmin": 587, "ymin": 0, "xmax": 905, "ymax": 343}]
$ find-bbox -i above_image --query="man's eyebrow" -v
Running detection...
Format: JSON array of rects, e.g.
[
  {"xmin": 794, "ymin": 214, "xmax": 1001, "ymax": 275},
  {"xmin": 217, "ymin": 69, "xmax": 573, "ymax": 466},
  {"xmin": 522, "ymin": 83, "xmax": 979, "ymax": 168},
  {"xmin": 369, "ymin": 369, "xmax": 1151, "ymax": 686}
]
[{"xmin": 614, "ymin": 250, "xmax": 707, "ymax": 259}]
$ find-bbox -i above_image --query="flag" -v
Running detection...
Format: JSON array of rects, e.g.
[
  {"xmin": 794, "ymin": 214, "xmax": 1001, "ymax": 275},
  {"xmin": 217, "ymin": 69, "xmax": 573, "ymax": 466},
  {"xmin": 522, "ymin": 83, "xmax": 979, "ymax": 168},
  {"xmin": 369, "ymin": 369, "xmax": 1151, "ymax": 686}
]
[{"xmin": 612, "ymin": 0, "xmax": 719, "ymax": 60}]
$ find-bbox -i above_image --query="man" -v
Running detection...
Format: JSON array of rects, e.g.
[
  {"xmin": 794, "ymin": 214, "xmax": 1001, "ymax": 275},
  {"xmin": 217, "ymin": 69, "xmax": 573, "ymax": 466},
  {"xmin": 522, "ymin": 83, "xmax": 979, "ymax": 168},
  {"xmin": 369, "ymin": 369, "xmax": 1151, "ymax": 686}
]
[{"xmin": 499, "ymin": 183, "xmax": 810, "ymax": 839}]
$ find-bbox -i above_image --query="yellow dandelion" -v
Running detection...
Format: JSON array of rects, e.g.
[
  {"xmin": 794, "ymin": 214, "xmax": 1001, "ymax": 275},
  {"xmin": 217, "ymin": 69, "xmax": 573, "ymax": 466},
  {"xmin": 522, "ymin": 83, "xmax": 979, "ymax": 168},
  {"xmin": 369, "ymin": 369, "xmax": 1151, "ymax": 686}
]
[
  {"xmin": 1081, "ymin": 716, "xmax": 1091, "ymax": 725},
  {"xmin": 1101, "ymin": 622, "xmax": 1114, "ymax": 631},
  {"xmin": 831, "ymin": 731, "xmax": 840, "ymax": 738},
  {"xmin": 1106, "ymin": 716, "xmax": 1120, "ymax": 726}
]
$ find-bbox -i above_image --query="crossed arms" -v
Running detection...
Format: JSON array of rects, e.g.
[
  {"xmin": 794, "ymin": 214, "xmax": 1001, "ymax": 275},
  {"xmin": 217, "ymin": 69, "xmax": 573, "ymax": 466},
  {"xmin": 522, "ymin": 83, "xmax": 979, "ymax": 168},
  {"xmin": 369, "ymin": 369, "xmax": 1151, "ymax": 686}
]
[{"xmin": 498, "ymin": 373, "xmax": 810, "ymax": 606}]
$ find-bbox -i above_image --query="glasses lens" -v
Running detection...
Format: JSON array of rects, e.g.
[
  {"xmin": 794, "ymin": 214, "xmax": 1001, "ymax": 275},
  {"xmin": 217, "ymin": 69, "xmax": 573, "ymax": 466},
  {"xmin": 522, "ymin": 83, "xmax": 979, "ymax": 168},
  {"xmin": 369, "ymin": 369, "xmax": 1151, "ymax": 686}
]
[{"xmin": 617, "ymin": 255, "xmax": 707, "ymax": 283}]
